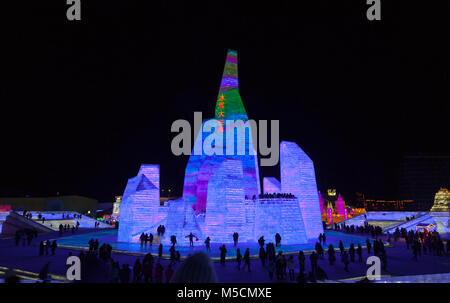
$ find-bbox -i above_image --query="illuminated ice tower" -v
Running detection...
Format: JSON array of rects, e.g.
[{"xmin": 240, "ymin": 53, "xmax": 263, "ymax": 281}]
[
  {"xmin": 182, "ymin": 50, "xmax": 261, "ymax": 214},
  {"xmin": 280, "ymin": 141, "xmax": 323, "ymax": 239},
  {"xmin": 118, "ymin": 164, "xmax": 162, "ymax": 242},
  {"xmin": 118, "ymin": 50, "xmax": 324, "ymax": 246}
]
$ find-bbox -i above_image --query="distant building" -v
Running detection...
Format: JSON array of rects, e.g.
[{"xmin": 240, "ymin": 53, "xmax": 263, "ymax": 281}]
[
  {"xmin": 397, "ymin": 153, "xmax": 450, "ymax": 210},
  {"xmin": 112, "ymin": 196, "xmax": 122, "ymax": 216},
  {"xmin": 365, "ymin": 199, "xmax": 414, "ymax": 211},
  {"xmin": 0, "ymin": 195, "xmax": 97, "ymax": 213},
  {"xmin": 336, "ymin": 194, "xmax": 346, "ymax": 217},
  {"xmin": 355, "ymin": 192, "xmax": 366, "ymax": 208}
]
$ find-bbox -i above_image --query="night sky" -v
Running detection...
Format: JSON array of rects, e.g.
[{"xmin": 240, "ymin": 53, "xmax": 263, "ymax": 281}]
[{"xmin": 1, "ymin": 1, "xmax": 449, "ymax": 203}]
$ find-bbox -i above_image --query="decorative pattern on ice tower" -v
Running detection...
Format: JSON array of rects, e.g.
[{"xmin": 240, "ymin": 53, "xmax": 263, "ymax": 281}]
[{"xmin": 336, "ymin": 194, "xmax": 347, "ymax": 219}]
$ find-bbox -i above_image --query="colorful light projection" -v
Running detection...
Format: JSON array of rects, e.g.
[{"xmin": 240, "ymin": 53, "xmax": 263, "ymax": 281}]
[
  {"xmin": 118, "ymin": 164, "xmax": 162, "ymax": 243},
  {"xmin": 280, "ymin": 141, "xmax": 323, "ymax": 240},
  {"xmin": 263, "ymin": 177, "xmax": 281, "ymax": 193}
]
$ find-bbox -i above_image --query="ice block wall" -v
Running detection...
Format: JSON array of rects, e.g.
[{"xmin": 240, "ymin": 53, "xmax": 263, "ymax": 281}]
[
  {"xmin": 118, "ymin": 165, "xmax": 161, "ymax": 242},
  {"xmin": 280, "ymin": 141, "xmax": 323, "ymax": 239},
  {"xmin": 263, "ymin": 177, "xmax": 281, "ymax": 193}
]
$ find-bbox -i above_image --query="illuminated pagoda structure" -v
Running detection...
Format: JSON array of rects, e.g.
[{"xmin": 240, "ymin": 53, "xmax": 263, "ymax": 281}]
[
  {"xmin": 118, "ymin": 50, "xmax": 323, "ymax": 245},
  {"xmin": 336, "ymin": 194, "xmax": 346, "ymax": 217},
  {"xmin": 430, "ymin": 188, "xmax": 450, "ymax": 212},
  {"xmin": 326, "ymin": 201, "xmax": 333, "ymax": 224},
  {"xmin": 112, "ymin": 196, "xmax": 121, "ymax": 217}
]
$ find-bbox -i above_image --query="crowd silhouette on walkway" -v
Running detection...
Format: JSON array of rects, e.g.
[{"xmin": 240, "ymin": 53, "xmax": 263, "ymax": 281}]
[
  {"xmin": 7, "ymin": 217, "xmax": 450, "ymax": 283},
  {"xmin": 245, "ymin": 193, "xmax": 297, "ymax": 200},
  {"xmin": 15, "ymin": 228, "xmax": 38, "ymax": 247}
]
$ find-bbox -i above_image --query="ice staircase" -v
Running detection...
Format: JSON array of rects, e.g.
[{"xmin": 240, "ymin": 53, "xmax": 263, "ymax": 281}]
[
  {"xmin": 382, "ymin": 212, "xmax": 430, "ymax": 233},
  {"xmin": 2, "ymin": 212, "xmax": 55, "ymax": 234},
  {"xmin": 29, "ymin": 211, "xmax": 113, "ymax": 229}
]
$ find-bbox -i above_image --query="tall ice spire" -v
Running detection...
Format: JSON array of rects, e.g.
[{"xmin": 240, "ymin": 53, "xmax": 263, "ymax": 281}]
[{"xmin": 215, "ymin": 49, "xmax": 248, "ymax": 122}]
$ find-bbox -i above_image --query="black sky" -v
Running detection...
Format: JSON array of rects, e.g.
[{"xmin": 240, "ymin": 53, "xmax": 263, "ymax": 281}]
[{"xmin": 1, "ymin": 0, "xmax": 449, "ymax": 203}]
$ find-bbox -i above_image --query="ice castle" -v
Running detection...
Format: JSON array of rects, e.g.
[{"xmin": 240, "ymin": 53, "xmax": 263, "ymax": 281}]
[{"xmin": 118, "ymin": 50, "xmax": 323, "ymax": 245}]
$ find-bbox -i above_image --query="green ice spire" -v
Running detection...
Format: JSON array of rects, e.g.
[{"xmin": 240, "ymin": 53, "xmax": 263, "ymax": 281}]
[{"xmin": 215, "ymin": 50, "xmax": 248, "ymax": 122}]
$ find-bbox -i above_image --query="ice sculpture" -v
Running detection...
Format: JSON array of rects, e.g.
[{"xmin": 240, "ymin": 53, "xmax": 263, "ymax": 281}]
[
  {"xmin": 118, "ymin": 50, "xmax": 323, "ymax": 246},
  {"xmin": 118, "ymin": 165, "xmax": 161, "ymax": 242},
  {"xmin": 204, "ymin": 159, "xmax": 246, "ymax": 243},
  {"xmin": 336, "ymin": 194, "xmax": 346, "ymax": 217},
  {"xmin": 280, "ymin": 141, "xmax": 323, "ymax": 239},
  {"xmin": 182, "ymin": 49, "xmax": 260, "ymax": 214}
]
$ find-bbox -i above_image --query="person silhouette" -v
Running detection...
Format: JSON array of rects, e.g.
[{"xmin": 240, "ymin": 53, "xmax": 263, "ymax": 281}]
[
  {"xmin": 275, "ymin": 233, "xmax": 281, "ymax": 247},
  {"xmin": 236, "ymin": 248, "xmax": 242, "ymax": 270},
  {"xmin": 204, "ymin": 237, "xmax": 211, "ymax": 252},
  {"xmin": 233, "ymin": 232, "xmax": 239, "ymax": 246},
  {"xmin": 185, "ymin": 233, "xmax": 197, "ymax": 247},
  {"xmin": 158, "ymin": 243, "xmax": 163, "ymax": 259},
  {"xmin": 219, "ymin": 245, "xmax": 227, "ymax": 266},
  {"xmin": 243, "ymin": 248, "xmax": 251, "ymax": 272}
]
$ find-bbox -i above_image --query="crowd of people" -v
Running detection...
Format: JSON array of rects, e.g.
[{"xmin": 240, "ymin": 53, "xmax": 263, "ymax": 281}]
[
  {"xmin": 15, "ymin": 228, "xmax": 38, "ymax": 246},
  {"xmin": 39, "ymin": 239, "xmax": 58, "ymax": 256},
  {"xmin": 59, "ymin": 222, "xmax": 80, "ymax": 235},
  {"xmin": 391, "ymin": 227, "xmax": 449, "ymax": 260},
  {"xmin": 7, "ymin": 212, "xmax": 450, "ymax": 284},
  {"xmin": 71, "ymin": 225, "xmax": 449, "ymax": 283},
  {"xmin": 334, "ymin": 221, "xmax": 384, "ymax": 238},
  {"xmin": 245, "ymin": 193, "xmax": 297, "ymax": 200}
]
